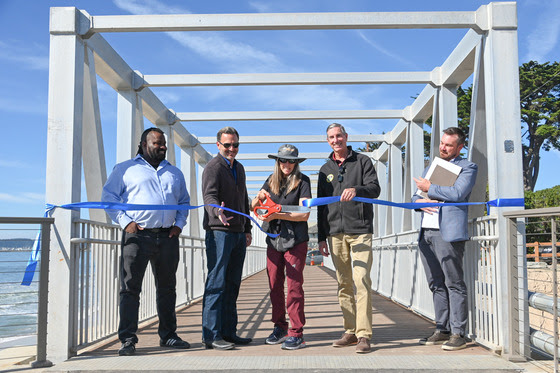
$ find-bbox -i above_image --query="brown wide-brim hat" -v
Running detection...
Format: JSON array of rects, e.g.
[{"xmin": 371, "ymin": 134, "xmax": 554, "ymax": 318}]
[{"xmin": 267, "ymin": 144, "xmax": 306, "ymax": 163}]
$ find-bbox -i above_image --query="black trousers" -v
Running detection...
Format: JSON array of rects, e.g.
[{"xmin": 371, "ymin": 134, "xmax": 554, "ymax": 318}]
[{"xmin": 118, "ymin": 230, "xmax": 180, "ymax": 343}]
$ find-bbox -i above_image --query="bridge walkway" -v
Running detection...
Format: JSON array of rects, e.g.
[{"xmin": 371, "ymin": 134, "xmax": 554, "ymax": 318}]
[{"xmin": 37, "ymin": 266, "xmax": 534, "ymax": 372}]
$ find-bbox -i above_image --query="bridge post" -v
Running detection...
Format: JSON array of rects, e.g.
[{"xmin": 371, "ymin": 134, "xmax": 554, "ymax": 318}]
[
  {"xmin": 45, "ymin": 7, "xmax": 87, "ymax": 363},
  {"xmin": 181, "ymin": 148, "xmax": 201, "ymax": 238},
  {"xmin": 482, "ymin": 1, "xmax": 527, "ymax": 361},
  {"xmin": 116, "ymin": 90, "xmax": 143, "ymax": 163},
  {"xmin": 82, "ymin": 46, "xmax": 110, "ymax": 223}
]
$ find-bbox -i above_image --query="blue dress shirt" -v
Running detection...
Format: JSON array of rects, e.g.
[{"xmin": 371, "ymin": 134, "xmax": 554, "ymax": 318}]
[{"xmin": 102, "ymin": 155, "xmax": 190, "ymax": 229}]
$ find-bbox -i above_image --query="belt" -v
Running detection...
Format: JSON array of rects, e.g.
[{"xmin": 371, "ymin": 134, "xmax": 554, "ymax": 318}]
[{"xmin": 143, "ymin": 227, "xmax": 171, "ymax": 233}]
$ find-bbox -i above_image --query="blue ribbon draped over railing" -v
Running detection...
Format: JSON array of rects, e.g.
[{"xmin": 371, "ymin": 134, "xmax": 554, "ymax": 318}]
[{"xmin": 21, "ymin": 197, "xmax": 524, "ymax": 286}]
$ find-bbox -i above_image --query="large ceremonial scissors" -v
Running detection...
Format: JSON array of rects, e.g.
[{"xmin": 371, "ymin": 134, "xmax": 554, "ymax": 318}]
[{"xmin": 253, "ymin": 198, "xmax": 311, "ymax": 218}]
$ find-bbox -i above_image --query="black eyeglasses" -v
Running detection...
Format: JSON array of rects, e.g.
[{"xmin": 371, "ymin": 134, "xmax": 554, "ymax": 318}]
[
  {"xmin": 218, "ymin": 141, "xmax": 239, "ymax": 149},
  {"xmin": 278, "ymin": 158, "xmax": 297, "ymax": 164},
  {"xmin": 338, "ymin": 165, "xmax": 345, "ymax": 182}
]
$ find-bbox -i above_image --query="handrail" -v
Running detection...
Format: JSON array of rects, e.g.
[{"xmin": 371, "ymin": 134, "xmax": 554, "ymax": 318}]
[
  {"xmin": 0, "ymin": 217, "xmax": 54, "ymax": 368},
  {"xmin": 0, "ymin": 217, "xmax": 54, "ymax": 224},
  {"xmin": 504, "ymin": 208, "xmax": 559, "ymax": 368},
  {"xmin": 502, "ymin": 207, "xmax": 560, "ymax": 218}
]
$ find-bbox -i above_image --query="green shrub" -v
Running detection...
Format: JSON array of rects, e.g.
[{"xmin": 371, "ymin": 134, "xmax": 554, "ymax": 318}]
[{"xmin": 524, "ymin": 185, "xmax": 560, "ymax": 243}]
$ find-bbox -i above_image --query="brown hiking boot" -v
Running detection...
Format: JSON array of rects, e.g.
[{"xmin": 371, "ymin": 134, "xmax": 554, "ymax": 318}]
[
  {"xmin": 356, "ymin": 337, "xmax": 371, "ymax": 353},
  {"xmin": 332, "ymin": 332, "xmax": 358, "ymax": 347}
]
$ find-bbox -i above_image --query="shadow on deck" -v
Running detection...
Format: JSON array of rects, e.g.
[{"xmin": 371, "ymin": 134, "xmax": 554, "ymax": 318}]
[{"xmin": 30, "ymin": 266, "xmax": 533, "ymax": 372}]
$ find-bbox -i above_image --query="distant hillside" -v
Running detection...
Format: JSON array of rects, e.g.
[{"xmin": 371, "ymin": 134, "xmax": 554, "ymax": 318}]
[{"xmin": 0, "ymin": 238, "xmax": 34, "ymax": 250}]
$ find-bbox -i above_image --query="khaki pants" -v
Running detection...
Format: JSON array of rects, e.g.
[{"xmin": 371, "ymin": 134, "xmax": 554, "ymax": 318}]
[{"xmin": 329, "ymin": 233, "xmax": 373, "ymax": 339}]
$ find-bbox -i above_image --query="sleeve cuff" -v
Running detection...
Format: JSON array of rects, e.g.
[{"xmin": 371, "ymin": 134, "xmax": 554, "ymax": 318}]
[{"xmin": 118, "ymin": 215, "xmax": 133, "ymax": 230}]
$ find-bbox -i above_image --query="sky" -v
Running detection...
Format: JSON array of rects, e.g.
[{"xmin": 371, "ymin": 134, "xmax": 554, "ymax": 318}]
[{"xmin": 0, "ymin": 0, "xmax": 559, "ymax": 228}]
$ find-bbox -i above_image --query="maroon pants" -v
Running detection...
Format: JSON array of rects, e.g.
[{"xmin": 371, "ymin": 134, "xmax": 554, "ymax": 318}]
[{"xmin": 266, "ymin": 241, "xmax": 308, "ymax": 337}]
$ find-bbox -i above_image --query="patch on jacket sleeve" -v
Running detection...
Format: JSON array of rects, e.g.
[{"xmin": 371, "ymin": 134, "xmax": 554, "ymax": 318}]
[{"xmin": 326, "ymin": 174, "xmax": 334, "ymax": 183}]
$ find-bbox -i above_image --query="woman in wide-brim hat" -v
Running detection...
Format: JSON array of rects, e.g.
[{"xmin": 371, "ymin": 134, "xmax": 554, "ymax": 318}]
[{"xmin": 251, "ymin": 144, "xmax": 311, "ymax": 350}]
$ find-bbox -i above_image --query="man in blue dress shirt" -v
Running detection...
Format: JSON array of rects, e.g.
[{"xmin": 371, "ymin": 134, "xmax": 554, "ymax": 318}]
[{"xmin": 102, "ymin": 127, "xmax": 190, "ymax": 356}]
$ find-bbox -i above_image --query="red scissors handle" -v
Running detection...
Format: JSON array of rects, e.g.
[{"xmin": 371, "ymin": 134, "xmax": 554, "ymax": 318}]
[{"xmin": 253, "ymin": 198, "xmax": 282, "ymax": 218}]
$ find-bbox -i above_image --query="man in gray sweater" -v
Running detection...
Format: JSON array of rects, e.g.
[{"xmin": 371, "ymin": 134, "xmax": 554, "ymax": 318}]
[{"xmin": 201, "ymin": 126, "xmax": 252, "ymax": 350}]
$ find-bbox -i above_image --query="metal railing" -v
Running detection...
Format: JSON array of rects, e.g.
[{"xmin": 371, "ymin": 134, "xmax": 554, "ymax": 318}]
[
  {"xmin": 369, "ymin": 215, "xmax": 502, "ymax": 352},
  {"xmin": 504, "ymin": 207, "xmax": 560, "ymax": 372},
  {"xmin": 69, "ymin": 218, "xmax": 267, "ymax": 351},
  {"xmin": 0, "ymin": 217, "xmax": 54, "ymax": 368}
]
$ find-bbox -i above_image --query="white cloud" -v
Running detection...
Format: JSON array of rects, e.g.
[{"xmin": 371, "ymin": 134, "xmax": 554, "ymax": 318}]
[
  {"xmin": 0, "ymin": 97, "xmax": 46, "ymax": 115},
  {"xmin": 0, "ymin": 41, "xmax": 49, "ymax": 71},
  {"xmin": 248, "ymin": 2, "xmax": 273, "ymax": 13},
  {"xmin": 113, "ymin": 0, "xmax": 281, "ymax": 69},
  {"xmin": 113, "ymin": 0, "xmax": 187, "ymax": 15},
  {"xmin": 0, "ymin": 160, "xmax": 32, "ymax": 169},
  {"xmin": 0, "ymin": 192, "xmax": 44, "ymax": 204},
  {"xmin": 254, "ymin": 85, "xmax": 365, "ymax": 110},
  {"xmin": 167, "ymin": 33, "xmax": 280, "ymax": 71},
  {"xmin": 524, "ymin": 1, "xmax": 560, "ymax": 62},
  {"xmin": 155, "ymin": 91, "xmax": 181, "ymax": 104},
  {"xmin": 356, "ymin": 31, "xmax": 418, "ymax": 69}
]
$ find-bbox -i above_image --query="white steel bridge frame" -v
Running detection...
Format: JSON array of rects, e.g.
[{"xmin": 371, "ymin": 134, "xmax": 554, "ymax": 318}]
[{"xmin": 45, "ymin": 2, "xmax": 525, "ymax": 364}]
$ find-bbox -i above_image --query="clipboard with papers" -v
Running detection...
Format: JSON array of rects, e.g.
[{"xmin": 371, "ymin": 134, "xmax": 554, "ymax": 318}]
[{"xmin": 416, "ymin": 157, "xmax": 462, "ymax": 198}]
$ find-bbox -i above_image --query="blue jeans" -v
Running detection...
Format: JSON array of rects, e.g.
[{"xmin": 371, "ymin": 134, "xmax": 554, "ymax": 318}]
[{"xmin": 202, "ymin": 230, "xmax": 247, "ymax": 342}]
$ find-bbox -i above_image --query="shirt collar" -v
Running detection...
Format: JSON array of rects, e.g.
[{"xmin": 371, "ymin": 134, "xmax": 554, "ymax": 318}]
[
  {"xmin": 134, "ymin": 154, "xmax": 169, "ymax": 169},
  {"xmin": 331, "ymin": 146, "xmax": 353, "ymax": 164},
  {"xmin": 220, "ymin": 154, "xmax": 235, "ymax": 168}
]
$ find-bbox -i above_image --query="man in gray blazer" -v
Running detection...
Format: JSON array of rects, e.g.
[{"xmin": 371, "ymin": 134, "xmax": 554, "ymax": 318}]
[{"xmin": 412, "ymin": 127, "xmax": 478, "ymax": 351}]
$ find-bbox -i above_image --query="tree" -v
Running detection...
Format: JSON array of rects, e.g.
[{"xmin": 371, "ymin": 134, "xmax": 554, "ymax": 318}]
[
  {"xmin": 356, "ymin": 132, "xmax": 384, "ymax": 153},
  {"xmin": 524, "ymin": 185, "xmax": 560, "ymax": 242},
  {"xmin": 519, "ymin": 61, "xmax": 560, "ymax": 191}
]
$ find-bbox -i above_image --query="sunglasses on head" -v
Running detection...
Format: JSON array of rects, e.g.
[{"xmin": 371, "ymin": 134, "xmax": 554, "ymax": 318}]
[
  {"xmin": 219, "ymin": 141, "xmax": 239, "ymax": 149},
  {"xmin": 278, "ymin": 158, "xmax": 297, "ymax": 164}
]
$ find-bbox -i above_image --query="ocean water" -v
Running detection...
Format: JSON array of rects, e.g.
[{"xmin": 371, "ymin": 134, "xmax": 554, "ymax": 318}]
[{"xmin": 0, "ymin": 250, "xmax": 38, "ymax": 349}]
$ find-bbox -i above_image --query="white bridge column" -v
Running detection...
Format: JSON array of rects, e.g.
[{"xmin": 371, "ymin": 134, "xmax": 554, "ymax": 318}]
[
  {"xmin": 374, "ymin": 150, "xmax": 388, "ymax": 237},
  {"xmin": 116, "ymin": 90, "xmax": 143, "ymax": 163},
  {"xmin": 404, "ymin": 121, "xmax": 425, "ymax": 231},
  {"xmin": 159, "ymin": 123, "xmax": 176, "ymax": 166},
  {"xmin": 45, "ymin": 7, "xmax": 86, "ymax": 363},
  {"xmin": 389, "ymin": 138, "xmax": 405, "ymax": 234},
  {"xmin": 467, "ymin": 40, "xmax": 488, "ymax": 220},
  {"xmin": 483, "ymin": 2, "xmax": 525, "ymax": 360},
  {"xmin": 181, "ymin": 148, "xmax": 200, "ymax": 238},
  {"xmin": 82, "ymin": 46, "xmax": 110, "ymax": 223}
]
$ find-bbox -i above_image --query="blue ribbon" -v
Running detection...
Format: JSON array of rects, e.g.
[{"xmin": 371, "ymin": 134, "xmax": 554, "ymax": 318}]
[
  {"xmin": 44, "ymin": 201, "xmax": 276, "ymax": 237},
  {"xmin": 21, "ymin": 232, "xmax": 41, "ymax": 286},
  {"xmin": 303, "ymin": 197, "xmax": 524, "ymax": 215},
  {"xmin": 21, "ymin": 202, "xmax": 278, "ymax": 286},
  {"xmin": 22, "ymin": 197, "xmax": 525, "ymax": 286}
]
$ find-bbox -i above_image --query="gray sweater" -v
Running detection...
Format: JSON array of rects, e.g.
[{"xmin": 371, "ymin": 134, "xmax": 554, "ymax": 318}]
[{"xmin": 202, "ymin": 155, "xmax": 252, "ymax": 233}]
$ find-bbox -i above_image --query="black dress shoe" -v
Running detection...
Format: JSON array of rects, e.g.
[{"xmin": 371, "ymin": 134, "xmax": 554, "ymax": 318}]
[
  {"xmin": 223, "ymin": 335, "xmax": 252, "ymax": 345},
  {"xmin": 204, "ymin": 338, "xmax": 234, "ymax": 350}
]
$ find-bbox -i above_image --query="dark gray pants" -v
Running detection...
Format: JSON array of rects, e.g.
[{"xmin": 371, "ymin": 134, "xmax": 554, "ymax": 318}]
[{"xmin": 418, "ymin": 228, "xmax": 467, "ymax": 336}]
